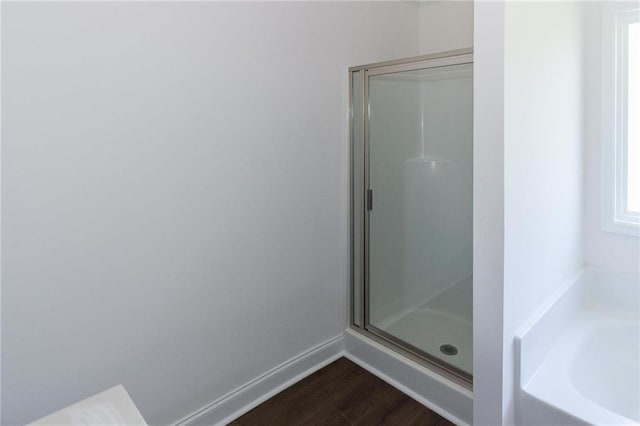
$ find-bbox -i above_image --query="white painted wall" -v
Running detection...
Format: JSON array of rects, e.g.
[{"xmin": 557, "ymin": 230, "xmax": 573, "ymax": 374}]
[
  {"xmin": 583, "ymin": 2, "xmax": 640, "ymax": 277},
  {"xmin": 503, "ymin": 2, "xmax": 585, "ymax": 424},
  {"xmin": 1, "ymin": 3, "xmax": 419, "ymax": 424},
  {"xmin": 472, "ymin": 2, "xmax": 506, "ymax": 425},
  {"xmin": 419, "ymin": 1, "xmax": 474, "ymax": 55}
]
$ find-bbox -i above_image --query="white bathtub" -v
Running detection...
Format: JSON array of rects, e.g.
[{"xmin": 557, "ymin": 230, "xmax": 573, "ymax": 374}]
[{"xmin": 517, "ymin": 268, "xmax": 640, "ymax": 425}]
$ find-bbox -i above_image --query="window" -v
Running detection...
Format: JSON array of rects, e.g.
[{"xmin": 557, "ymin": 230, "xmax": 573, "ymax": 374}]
[{"xmin": 602, "ymin": 4, "xmax": 640, "ymax": 236}]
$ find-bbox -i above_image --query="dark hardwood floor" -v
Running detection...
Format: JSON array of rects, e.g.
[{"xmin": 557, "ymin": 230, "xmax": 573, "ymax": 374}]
[{"xmin": 229, "ymin": 357, "xmax": 455, "ymax": 426}]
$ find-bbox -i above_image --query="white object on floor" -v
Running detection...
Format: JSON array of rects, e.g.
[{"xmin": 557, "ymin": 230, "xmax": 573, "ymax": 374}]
[{"xmin": 27, "ymin": 385, "xmax": 148, "ymax": 426}]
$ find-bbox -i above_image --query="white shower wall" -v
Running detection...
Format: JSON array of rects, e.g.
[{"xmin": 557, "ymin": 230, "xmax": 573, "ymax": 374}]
[
  {"xmin": 368, "ymin": 69, "xmax": 473, "ymax": 326},
  {"xmin": 368, "ymin": 79, "xmax": 422, "ymax": 323},
  {"xmin": 408, "ymin": 75, "xmax": 473, "ymax": 305}
]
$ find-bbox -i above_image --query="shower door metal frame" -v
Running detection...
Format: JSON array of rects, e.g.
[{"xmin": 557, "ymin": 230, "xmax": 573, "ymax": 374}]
[{"xmin": 349, "ymin": 48, "xmax": 474, "ymax": 386}]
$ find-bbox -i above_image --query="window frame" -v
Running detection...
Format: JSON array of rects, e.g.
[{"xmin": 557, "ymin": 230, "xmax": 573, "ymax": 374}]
[{"xmin": 601, "ymin": 3, "xmax": 640, "ymax": 237}]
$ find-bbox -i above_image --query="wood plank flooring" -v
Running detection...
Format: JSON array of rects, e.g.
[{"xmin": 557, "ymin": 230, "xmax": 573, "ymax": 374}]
[{"xmin": 229, "ymin": 357, "xmax": 455, "ymax": 426}]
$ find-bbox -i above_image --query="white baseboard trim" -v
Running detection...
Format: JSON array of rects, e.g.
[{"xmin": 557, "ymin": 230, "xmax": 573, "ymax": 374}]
[
  {"xmin": 173, "ymin": 335, "xmax": 344, "ymax": 426},
  {"xmin": 174, "ymin": 330, "xmax": 471, "ymax": 426}
]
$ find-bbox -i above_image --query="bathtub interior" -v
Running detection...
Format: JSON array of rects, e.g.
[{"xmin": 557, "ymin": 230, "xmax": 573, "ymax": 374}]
[
  {"xmin": 516, "ymin": 267, "xmax": 640, "ymax": 426},
  {"xmin": 570, "ymin": 323, "xmax": 640, "ymax": 422}
]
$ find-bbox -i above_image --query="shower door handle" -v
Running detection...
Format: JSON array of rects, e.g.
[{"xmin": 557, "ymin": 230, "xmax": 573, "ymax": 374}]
[{"xmin": 366, "ymin": 189, "xmax": 373, "ymax": 211}]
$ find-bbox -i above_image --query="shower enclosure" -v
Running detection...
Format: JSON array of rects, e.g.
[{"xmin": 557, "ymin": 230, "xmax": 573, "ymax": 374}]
[{"xmin": 350, "ymin": 49, "xmax": 473, "ymax": 382}]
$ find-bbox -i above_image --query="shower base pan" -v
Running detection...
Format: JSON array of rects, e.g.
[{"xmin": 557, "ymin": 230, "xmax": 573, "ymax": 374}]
[
  {"xmin": 371, "ymin": 275, "xmax": 473, "ymax": 377},
  {"xmin": 384, "ymin": 308, "xmax": 472, "ymax": 374}
]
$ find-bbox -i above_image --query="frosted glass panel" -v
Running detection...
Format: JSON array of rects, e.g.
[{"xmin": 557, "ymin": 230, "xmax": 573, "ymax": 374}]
[{"xmin": 367, "ymin": 63, "xmax": 473, "ymax": 375}]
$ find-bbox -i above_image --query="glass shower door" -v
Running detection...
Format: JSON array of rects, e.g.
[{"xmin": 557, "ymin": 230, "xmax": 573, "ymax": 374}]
[{"xmin": 365, "ymin": 60, "xmax": 473, "ymax": 379}]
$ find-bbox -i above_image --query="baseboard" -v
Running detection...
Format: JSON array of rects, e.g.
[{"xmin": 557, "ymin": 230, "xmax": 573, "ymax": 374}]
[
  {"xmin": 173, "ymin": 330, "xmax": 471, "ymax": 426},
  {"xmin": 343, "ymin": 329, "xmax": 472, "ymax": 426},
  {"xmin": 173, "ymin": 335, "xmax": 344, "ymax": 426}
]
